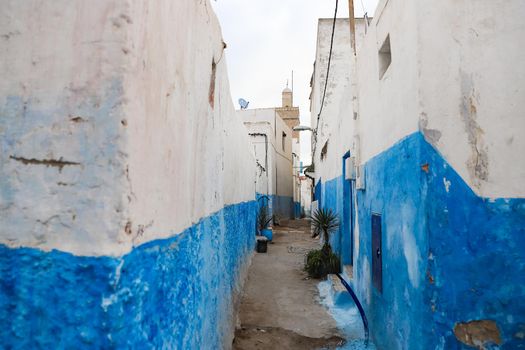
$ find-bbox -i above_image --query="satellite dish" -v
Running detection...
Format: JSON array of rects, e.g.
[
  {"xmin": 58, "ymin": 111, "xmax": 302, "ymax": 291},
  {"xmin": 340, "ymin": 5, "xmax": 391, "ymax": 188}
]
[{"xmin": 238, "ymin": 98, "xmax": 249, "ymax": 110}]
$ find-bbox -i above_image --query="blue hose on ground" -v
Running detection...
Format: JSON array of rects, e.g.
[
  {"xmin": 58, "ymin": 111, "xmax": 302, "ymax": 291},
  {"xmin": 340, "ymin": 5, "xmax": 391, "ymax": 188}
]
[{"xmin": 335, "ymin": 273, "xmax": 370, "ymax": 346}]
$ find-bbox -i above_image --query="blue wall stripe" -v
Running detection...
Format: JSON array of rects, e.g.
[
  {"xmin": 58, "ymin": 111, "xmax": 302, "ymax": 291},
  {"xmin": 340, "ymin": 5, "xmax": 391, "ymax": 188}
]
[
  {"xmin": 317, "ymin": 132, "xmax": 525, "ymax": 349},
  {"xmin": 0, "ymin": 200, "xmax": 257, "ymax": 349}
]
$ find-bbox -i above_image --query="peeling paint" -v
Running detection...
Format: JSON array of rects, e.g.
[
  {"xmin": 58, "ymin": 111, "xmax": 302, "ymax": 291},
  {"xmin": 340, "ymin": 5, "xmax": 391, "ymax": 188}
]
[
  {"xmin": 329, "ymin": 133, "xmax": 525, "ymax": 349},
  {"xmin": 443, "ymin": 177, "xmax": 451, "ymax": 192},
  {"xmin": 419, "ymin": 113, "xmax": 442, "ymax": 145},
  {"xmin": 454, "ymin": 320, "xmax": 502, "ymax": 349},
  {"xmin": 460, "ymin": 73, "xmax": 489, "ymax": 188}
]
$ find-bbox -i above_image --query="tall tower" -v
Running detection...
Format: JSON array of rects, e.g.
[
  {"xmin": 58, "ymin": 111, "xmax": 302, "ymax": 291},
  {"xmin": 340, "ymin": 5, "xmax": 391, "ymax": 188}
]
[
  {"xmin": 282, "ymin": 86, "xmax": 293, "ymax": 108},
  {"xmin": 277, "ymin": 86, "xmax": 300, "ymax": 139}
]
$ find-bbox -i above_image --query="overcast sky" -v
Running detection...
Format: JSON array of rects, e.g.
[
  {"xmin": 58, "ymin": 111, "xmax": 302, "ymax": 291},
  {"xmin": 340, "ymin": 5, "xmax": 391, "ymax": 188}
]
[{"xmin": 211, "ymin": 0, "xmax": 380, "ymax": 163}]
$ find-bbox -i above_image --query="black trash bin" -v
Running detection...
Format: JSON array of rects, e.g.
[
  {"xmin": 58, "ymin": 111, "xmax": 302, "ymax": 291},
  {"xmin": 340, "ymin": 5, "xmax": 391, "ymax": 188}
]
[{"xmin": 256, "ymin": 236, "xmax": 268, "ymax": 253}]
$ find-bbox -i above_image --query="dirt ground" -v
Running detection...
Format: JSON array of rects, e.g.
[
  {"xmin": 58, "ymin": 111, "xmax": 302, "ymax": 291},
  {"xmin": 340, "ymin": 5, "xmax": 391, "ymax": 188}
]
[{"xmin": 233, "ymin": 219, "xmax": 345, "ymax": 350}]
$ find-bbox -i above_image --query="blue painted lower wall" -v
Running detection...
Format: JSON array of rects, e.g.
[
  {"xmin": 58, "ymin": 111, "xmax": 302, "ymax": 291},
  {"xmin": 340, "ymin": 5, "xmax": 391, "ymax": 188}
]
[
  {"xmin": 294, "ymin": 201, "xmax": 301, "ymax": 219},
  {"xmin": 0, "ymin": 200, "xmax": 257, "ymax": 349},
  {"xmin": 422, "ymin": 137, "xmax": 525, "ymax": 349},
  {"xmin": 256, "ymin": 193, "xmax": 294, "ymax": 220},
  {"xmin": 319, "ymin": 176, "xmax": 345, "ymax": 256},
  {"xmin": 272, "ymin": 195, "xmax": 293, "ymax": 219},
  {"xmin": 317, "ymin": 133, "xmax": 525, "ymax": 349}
]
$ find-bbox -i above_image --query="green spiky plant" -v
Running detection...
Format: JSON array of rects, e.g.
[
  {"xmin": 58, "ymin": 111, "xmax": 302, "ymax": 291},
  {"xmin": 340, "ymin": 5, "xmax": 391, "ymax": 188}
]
[
  {"xmin": 257, "ymin": 205, "xmax": 272, "ymax": 233},
  {"xmin": 305, "ymin": 208, "xmax": 341, "ymax": 278},
  {"xmin": 311, "ymin": 208, "xmax": 339, "ymax": 254}
]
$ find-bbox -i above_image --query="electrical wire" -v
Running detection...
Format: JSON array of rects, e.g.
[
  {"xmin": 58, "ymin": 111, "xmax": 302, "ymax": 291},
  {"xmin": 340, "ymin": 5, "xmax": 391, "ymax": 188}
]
[
  {"xmin": 360, "ymin": 0, "xmax": 367, "ymax": 15},
  {"xmin": 312, "ymin": 0, "xmax": 339, "ymax": 157}
]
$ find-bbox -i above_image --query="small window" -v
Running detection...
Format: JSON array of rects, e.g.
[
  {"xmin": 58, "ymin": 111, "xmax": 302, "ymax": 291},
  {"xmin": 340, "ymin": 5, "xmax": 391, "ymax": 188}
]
[
  {"xmin": 321, "ymin": 141, "xmax": 328, "ymax": 161},
  {"xmin": 282, "ymin": 132, "xmax": 287, "ymax": 151},
  {"xmin": 378, "ymin": 35, "xmax": 391, "ymax": 79}
]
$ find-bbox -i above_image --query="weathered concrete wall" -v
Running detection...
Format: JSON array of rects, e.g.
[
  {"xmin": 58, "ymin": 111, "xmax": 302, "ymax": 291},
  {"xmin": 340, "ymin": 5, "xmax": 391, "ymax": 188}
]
[
  {"xmin": 0, "ymin": 0, "xmax": 256, "ymax": 348},
  {"xmin": 310, "ymin": 1, "xmax": 525, "ymax": 349},
  {"xmin": 0, "ymin": 0, "xmax": 129, "ymax": 256},
  {"xmin": 414, "ymin": 1, "xmax": 525, "ymax": 348},
  {"xmin": 417, "ymin": 0, "xmax": 525, "ymax": 199}
]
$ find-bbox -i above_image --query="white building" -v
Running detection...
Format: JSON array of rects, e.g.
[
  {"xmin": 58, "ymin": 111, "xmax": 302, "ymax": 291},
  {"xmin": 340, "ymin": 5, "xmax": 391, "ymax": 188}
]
[
  {"xmin": 310, "ymin": 1, "xmax": 525, "ymax": 349},
  {"xmin": 238, "ymin": 89, "xmax": 296, "ymax": 219},
  {"xmin": 299, "ymin": 175, "xmax": 313, "ymax": 217}
]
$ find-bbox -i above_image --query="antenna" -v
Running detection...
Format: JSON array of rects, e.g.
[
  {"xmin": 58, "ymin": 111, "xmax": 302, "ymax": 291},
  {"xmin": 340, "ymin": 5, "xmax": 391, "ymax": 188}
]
[
  {"xmin": 291, "ymin": 70, "xmax": 294, "ymax": 106},
  {"xmin": 238, "ymin": 98, "xmax": 249, "ymax": 110}
]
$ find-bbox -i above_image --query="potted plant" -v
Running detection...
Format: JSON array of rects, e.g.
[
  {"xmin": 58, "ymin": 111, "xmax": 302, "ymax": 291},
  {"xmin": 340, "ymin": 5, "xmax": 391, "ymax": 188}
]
[
  {"xmin": 305, "ymin": 208, "xmax": 341, "ymax": 278},
  {"xmin": 257, "ymin": 204, "xmax": 273, "ymax": 241}
]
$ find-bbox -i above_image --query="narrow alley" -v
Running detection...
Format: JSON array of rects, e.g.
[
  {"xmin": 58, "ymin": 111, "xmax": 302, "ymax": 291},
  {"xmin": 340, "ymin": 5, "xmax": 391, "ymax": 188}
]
[
  {"xmin": 0, "ymin": 0, "xmax": 524, "ymax": 349},
  {"xmin": 233, "ymin": 219, "xmax": 344, "ymax": 350}
]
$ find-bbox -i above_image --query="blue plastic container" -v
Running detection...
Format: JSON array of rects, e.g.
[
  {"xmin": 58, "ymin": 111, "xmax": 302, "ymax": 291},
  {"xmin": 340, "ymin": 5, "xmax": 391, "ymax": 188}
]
[{"xmin": 261, "ymin": 228, "xmax": 273, "ymax": 241}]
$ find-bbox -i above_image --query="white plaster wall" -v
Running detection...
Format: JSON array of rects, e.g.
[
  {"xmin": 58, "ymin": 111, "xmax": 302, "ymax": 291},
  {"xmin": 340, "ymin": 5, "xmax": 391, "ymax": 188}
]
[
  {"xmin": 292, "ymin": 139, "xmax": 301, "ymax": 204},
  {"xmin": 354, "ymin": 0, "xmax": 420, "ymax": 165},
  {"xmin": 240, "ymin": 108, "xmax": 293, "ymax": 199},
  {"xmin": 0, "ymin": 0, "xmax": 257, "ymax": 256},
  {"xmin": 275, "ymin": 113, "xmax": 294, "ymax": 198},
  {"xmin": 351, "ymin": 0, "xmax": 525, "ymax": 198},
  {"xmin": 240, "ymin": 109, "xmax": 277, "ymax": 197},
  {"xmin": 238, "ymin": 108, "xmax": 276, "ymax": 126},
  {"xmin": 310, "ymin": 18, "xmax": 355, "ymax": 183},
  {"xmin": 123, "ymin": 0, "xmax": 256, "ymax": 248},
  {"xmin": 300, "ymin": 178, "xmax": 313, "ymax": 215},
  {"xmin": 244, "ymin": 121, "xmax": 273, "ymax": 196},
  {"xmin": 416, "ymin": 0, "xmax": 525, "ymax": 198},
  {"xmin": 0, "ymin": 0, "xmax": 129, "ymax": 256}
]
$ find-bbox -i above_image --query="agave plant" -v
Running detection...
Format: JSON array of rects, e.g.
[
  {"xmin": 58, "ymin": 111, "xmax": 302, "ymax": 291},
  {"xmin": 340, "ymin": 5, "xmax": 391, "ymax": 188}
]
[
  {"xmin": 305, "ymin": 208, "xmax": 341, "ymax": 278},
  {"xmin": 305, "ymin": 249, "xmax": 341, "ymax": 278},
  {"xmin": 257, "ymin": 205, "xmax": 272, "ymax": 233},
  {"xmin": 311, "ymin": 208, "xmax": 339, "ymax": 255}
]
